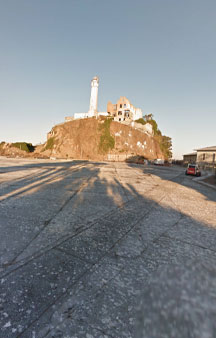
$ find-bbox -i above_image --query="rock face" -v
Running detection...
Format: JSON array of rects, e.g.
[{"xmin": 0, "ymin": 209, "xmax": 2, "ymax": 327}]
[{"xmin": 43, "ymin": 118, "xmax": 164, "ymax": 161}]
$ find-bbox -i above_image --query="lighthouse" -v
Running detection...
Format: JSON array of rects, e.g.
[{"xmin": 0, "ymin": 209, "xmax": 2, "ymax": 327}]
[{"xmin": 88, "ymin": 76, "xmax": 99, "ymax": 116}]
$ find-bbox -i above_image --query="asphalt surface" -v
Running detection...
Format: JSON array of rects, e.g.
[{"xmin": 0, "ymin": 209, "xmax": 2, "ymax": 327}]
[{"xmin": 0, "ymin": 158, "xmax": 216, "ymax": 338}]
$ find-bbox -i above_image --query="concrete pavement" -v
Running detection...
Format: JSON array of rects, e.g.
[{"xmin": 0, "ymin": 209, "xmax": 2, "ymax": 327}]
[{"xmin": 0, "ymin": 158, "xmax": 216, "ymax": 338}]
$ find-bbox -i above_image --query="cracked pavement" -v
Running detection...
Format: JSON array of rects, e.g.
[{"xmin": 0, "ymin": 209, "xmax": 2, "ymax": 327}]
[{"xmin": 0, "ymin": 158, "xmax": 216, "ymax": 338}]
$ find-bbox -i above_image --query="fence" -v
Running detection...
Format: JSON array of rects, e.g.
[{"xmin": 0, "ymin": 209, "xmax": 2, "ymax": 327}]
[
  {"xmin": 106, "ymin": 153, "xmax": 130, "ymax": 162},
  {"xmin": 198, "ymin": 162, "xmax": 216, "ymax": 175}
]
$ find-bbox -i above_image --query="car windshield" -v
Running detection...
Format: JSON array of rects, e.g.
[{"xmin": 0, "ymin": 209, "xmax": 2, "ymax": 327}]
[{"xmin": 188, "ymin": 165, "xmax": 195, "ymax": 168}]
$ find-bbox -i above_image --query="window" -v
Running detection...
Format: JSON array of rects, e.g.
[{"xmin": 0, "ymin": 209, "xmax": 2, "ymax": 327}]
[
  {"xmin": 120, "ymin": 104, "xmax": 122, "ymax": 108},
  {"xmin": 124, "ymin": 104, "xmax": 126, "ymax": 108},
  {"xmin": 203, "ymin": 154, "xmax": 205, "ymax": 160},
  {"xmin": 118, "ymin": 111, "xmax": 122, "ymax": 116},
  {"xmin": 119, "ymin": 118, "xmax": 121, "ymax": 121}
]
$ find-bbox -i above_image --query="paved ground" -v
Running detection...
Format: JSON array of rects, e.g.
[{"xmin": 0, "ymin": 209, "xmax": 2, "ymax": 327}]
[{"xmin": 0, "ymin": 157, "xmax": 216, "ymax": 338}]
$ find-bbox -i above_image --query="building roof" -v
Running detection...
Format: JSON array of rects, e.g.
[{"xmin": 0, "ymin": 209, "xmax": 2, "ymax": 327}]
[
  {"xmin": 183, "ymin": 152, "xmax": 197, "ymax": 156},
  {"xmin": 195, "ymin": 146, "xmax": 216, "ymax": 152}
]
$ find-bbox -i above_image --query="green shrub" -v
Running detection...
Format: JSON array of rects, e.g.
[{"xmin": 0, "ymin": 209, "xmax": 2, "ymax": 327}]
[
  {"xmin": 135, "ymin": 118, "xmax": 146, "ymax": 125},
  {"xmin": 44, "ymin": 137, "xmax": 55, "ymax": 150},
  {"xmin": 136, "ymin": 114, "xmax": 172, "ymax": 159},
  {"xmin": 98, "ymin": 119, "xmax": 115, "ymax": 154},
  {"xmin": 135, "ymin": 117, "xmax": 159, "ymax": 135},
  {"xmin": 12, "ymin": 142, "xmax": 35, "ymax": 152}
]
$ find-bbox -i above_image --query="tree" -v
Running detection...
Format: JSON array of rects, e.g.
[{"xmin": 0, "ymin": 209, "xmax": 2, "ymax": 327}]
[{"xmin": 160, "ymin": 136, "xmax": 172, "ymax": 159}]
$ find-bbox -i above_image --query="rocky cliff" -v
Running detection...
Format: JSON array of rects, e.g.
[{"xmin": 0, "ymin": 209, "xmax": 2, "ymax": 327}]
[{"xmin": 42, "ymin": 118, "xmax": 164, "ymax": 161}]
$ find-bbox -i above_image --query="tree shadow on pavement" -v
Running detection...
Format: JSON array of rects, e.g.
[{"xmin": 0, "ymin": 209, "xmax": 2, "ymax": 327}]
[{"xmin": 0, "ymin": 160, "xmax": 216, "ymax": 338}]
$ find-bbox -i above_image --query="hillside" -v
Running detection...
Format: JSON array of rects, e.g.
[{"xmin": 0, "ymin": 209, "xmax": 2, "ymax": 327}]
[
  {"xmin": 40, "ymin": 117, "xmax": 165, "ymax": 161},
  {"xmin": 0, "ymin": 142, "xmax": 48, "ymax": 159}
]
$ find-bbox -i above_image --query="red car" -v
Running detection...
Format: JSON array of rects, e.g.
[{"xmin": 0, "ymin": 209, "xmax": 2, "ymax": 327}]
[{"xmin": 185, "ymin": 164, "xmax": 201, "ymax": 177}]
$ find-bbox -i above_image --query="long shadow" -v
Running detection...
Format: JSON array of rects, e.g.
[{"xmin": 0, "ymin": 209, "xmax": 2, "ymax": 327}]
[
  {"xmin": 0, "ymin": 160, "xmax": 216, "ymax": 337},
  {"xmin": 0, "ymin": 159, "xmax": 89, "ymax": 172},
  {"xmin": 0, "ymin": 160, "xmax": 95, "ymax": 202}
]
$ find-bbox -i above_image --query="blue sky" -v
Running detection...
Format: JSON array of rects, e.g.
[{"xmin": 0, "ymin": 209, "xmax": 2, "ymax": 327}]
[{"xmin": 0, "ymin": 0, "xmax": 215, "ymax": 159}]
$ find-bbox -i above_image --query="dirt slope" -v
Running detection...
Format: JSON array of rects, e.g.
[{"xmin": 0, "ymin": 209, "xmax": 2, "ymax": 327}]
[{"xmin": 0, "ymin": 143, "xmax": 49, "ymax": 159}]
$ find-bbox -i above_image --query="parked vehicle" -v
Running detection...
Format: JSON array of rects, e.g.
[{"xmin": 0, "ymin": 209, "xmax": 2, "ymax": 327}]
[
  {"xmin": 185, "ymin": 164, "xmax": 201, "ymax": 176},
  {"xmin": 153, "ymin": 159, "xmax": 165, "ymax": 165}
]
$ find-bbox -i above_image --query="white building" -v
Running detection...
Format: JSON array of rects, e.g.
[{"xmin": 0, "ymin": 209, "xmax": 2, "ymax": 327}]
[
  {"xmin": 107, "ymin": 97, "xmax": 143, "ymax": 122},
  {"xmin": 65, "ymin": 78, "xmax": 143, "ymax": 122},
  {"xmin": 196, "ymin": 146, "xmax": 216, "ymax": 169}
]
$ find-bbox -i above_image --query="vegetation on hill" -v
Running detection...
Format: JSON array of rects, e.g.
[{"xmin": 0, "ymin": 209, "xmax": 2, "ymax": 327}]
[
  {"xmin": 135, "ymin": 118, "xmax": 146, "ymax": 125},
  {"xmin": 157, "ymin": 135, "xmax": 172, "ymax": 159},
  {"xmin": 11, "ymin": 142, "xmax": 35, "ymax": 152},
  {"xmin": 43, "ymin": 137, "xmax": 55, "ymax": 151},
  {"xmin": 135, "ymin": 115, "xmax": 172, "ymax": 159},
  {"xmin": 98, "ymin": 118, "xmax": 115, "ymax": 154},
  {"xmin": 135, "ymin": 116, "xmax": 159, "ymax": 135}
]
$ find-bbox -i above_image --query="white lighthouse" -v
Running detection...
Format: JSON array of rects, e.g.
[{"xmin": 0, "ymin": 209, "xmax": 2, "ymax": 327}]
[
  {"xmin": 88, "ymin": 76, "xmax": 99, "ymax": 116},
  {"xmin": 66, "ymin": 76, "xmax": 108, "ymax": 121}
]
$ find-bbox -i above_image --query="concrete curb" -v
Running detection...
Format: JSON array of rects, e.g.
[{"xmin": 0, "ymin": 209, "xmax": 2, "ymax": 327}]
[
  {"xmin": 193, "ymin": 173, "xmax": 216, "ymax": 191},
  {"xmin": 193, "ymin": 171, "xmax": 211, "ymax": 181}
]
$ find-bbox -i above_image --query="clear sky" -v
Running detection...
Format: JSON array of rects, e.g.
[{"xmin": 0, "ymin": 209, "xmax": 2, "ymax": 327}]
[{"xmin": 0, "ymin": 0, "xmax": 215, "ymax": 159}]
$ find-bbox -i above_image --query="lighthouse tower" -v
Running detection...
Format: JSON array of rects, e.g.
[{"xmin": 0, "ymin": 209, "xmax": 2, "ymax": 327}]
[{"xmin": 88, "ymin": 76, "xmax": 99, "ymax": 116}]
